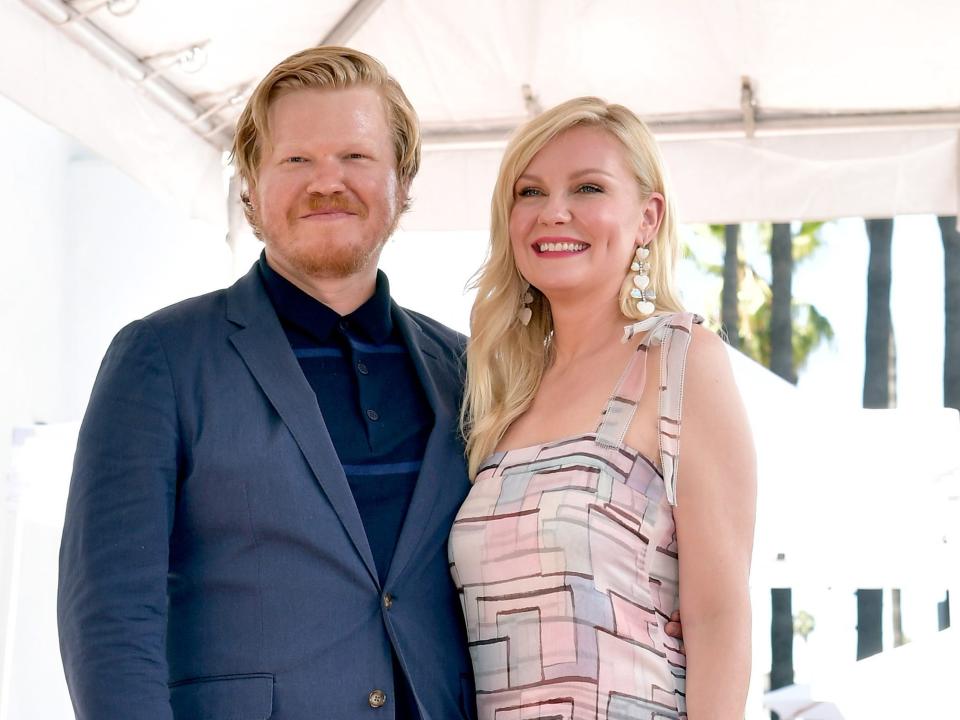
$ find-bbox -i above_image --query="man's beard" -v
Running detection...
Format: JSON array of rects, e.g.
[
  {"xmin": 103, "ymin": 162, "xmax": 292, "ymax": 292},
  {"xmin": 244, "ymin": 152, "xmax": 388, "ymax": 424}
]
[
  {"xmin": 284, "ymin": 225, "xmax": 394, "ymax": 279},
  {"xmin": 262, "ymin": 194, "xmax": 402, "ymax": 279}
]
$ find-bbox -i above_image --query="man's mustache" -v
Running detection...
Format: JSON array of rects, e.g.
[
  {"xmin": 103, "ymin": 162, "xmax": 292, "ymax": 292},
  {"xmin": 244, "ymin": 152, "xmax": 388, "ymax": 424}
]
[{"xmin": 297, "ymin": 194, "xmax": 368, "ymax": 218}]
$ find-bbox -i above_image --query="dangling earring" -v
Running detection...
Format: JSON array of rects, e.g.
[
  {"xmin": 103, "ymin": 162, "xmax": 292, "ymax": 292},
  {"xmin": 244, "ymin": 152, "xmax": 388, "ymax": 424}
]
[
  {"xmin": 630, "ymin": 245, "xmax": 656, "ymax": 316},
  {"xmin": 518, "ymin": 283, "xmax": 534, "ymax": 326}
]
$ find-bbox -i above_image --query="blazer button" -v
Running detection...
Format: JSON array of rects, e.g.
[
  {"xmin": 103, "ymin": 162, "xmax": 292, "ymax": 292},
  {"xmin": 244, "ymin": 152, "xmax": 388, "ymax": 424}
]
[
  {"xmin": 383, "ymin": 593, "xmax": 394, "ymax": 609},
  {"xmin": 368, "ymin": 689, "xmax": 387, "ymax": 708}
]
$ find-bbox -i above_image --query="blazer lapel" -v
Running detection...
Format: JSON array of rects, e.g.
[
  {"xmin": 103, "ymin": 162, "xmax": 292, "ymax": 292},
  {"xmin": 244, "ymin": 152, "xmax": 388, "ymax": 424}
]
[
  {"xmin": 224, "ymin": 266, "xmax": 379, "ymax": 586},
  {"xmin": 385, "ymin": 306, "xmax": 468, "ymax": 587}
]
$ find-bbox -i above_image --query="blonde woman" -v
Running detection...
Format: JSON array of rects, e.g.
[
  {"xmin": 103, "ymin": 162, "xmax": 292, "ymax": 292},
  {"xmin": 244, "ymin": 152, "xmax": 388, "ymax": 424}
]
[{"xmin": 449, "ymin": 98, "xmax": 756, "ymax": 720}]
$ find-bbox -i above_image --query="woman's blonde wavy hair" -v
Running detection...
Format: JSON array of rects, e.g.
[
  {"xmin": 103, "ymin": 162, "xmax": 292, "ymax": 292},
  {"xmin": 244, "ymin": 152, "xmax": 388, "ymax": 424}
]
[{"xmin": 461, "ymin": 96, "xmax": 685, "ymax": 479}]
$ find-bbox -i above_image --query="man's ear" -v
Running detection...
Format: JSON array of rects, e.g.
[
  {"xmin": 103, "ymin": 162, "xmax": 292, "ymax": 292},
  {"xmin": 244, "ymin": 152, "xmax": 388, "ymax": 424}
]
[
  {"xmin": 240, "ymin": 183, "xmax": 264, "ymax": 241},
  {"xmin": 398, "ymin": 177, "xmax": 413, "ymax": 215}
]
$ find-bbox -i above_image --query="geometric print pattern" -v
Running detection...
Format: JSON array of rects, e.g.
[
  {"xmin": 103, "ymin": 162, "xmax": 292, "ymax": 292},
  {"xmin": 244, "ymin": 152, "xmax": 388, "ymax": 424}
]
[{"xmin": 450, "ymin": 313, "xmax": 702, "ymax": 720}]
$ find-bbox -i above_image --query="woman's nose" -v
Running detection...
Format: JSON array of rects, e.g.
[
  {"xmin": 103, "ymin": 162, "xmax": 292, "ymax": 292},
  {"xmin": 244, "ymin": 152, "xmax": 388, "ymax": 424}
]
[{"xmin": 538, "ymin": 195, "xmax": 572, "ymax": 225}]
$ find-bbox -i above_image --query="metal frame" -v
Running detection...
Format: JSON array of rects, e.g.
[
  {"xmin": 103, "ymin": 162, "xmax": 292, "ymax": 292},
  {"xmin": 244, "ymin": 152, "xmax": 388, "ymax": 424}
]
[{"xmin": 20, "ymin": 0, "xmax": 386, "ymax": 151}]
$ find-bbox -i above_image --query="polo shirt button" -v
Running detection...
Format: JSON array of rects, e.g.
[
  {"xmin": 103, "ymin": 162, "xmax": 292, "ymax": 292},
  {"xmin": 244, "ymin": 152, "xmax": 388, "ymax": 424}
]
[
  {"xmin": 357, "ymin": 361, "xmax": 369, "ymax": 375},
  {"xmin": 383, "ymin": 593, "xmax": 394, "ymax": 609},
  {"xmin": 368, "ymin": 689, "xmax": 387, "ymax": 708},
  {"xmin": 366, "ymin": 409, "xmax": 380, "ymax": 421}
]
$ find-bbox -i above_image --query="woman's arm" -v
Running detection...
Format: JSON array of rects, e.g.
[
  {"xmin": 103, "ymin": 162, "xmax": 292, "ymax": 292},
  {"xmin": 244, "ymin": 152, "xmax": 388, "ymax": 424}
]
[{"xmin": 674, "ymin": 326, "xmax": 757, "ymax": 719}]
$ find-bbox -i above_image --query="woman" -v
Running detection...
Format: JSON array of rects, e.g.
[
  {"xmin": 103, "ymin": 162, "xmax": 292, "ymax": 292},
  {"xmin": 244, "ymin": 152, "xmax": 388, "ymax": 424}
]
[{"xmin": 449, "ymin": 97, "xmax": 756, "ymax": 720}]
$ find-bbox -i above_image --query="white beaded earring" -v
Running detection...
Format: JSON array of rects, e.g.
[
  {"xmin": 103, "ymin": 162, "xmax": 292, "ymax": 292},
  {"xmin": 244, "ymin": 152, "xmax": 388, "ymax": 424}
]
[
  {"xmin": 518, "ymin": 284, "xmax": 534, "ymax": 326},
  {"xmin": 630, "ymin": 245, "xmax": 656, "ymax": 316}
]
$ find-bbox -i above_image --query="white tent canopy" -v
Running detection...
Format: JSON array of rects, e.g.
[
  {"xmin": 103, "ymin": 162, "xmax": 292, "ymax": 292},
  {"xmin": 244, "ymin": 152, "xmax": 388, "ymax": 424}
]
[{"xmin": 2, "ymin": 0, "xmax": 958, "ymax": 231}]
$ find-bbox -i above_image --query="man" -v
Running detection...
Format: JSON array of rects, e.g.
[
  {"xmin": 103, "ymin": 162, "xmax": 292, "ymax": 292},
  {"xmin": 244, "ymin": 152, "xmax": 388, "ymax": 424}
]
[{"xmin": 58, "ymin": 46, "xmax": 475, "ymax": 719}]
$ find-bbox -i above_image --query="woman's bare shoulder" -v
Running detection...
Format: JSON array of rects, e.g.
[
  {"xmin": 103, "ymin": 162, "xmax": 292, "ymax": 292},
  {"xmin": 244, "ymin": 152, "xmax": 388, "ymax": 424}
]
[
  {"xmin": 679, "ymin": 320, "xmax": 756, "ymax": 492},
  {"xmin": 684, "ymin": 322, "xmax": 737, "ymax": 397}
]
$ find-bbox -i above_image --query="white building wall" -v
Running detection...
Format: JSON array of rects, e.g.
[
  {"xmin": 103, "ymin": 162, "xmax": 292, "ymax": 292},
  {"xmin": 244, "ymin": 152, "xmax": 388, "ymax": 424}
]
[{"xmin": 0, "ymin": 93, "xmax": 230, "ymax": 719}]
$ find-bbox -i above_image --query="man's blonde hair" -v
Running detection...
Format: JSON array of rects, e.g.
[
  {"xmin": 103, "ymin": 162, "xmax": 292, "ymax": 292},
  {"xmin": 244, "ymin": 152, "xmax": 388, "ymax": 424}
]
[{"xmin": 231, "ymin": 46, "xmax": 421, "ymax": 235}]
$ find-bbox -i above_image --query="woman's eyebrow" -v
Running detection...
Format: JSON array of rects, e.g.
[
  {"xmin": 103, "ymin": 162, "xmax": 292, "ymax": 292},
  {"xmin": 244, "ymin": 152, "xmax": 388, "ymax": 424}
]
[{"xmin": 516, "ymin": 168, "xmax": 615, "ymax": 184}]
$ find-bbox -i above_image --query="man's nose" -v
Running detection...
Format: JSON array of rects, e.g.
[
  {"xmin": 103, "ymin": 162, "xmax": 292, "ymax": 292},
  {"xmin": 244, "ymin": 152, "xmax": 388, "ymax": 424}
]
[
  {"xmin": 305, "ymin": 157, "xmax": 346, "ymax": 195},
  {"xmin": 538, "ymin": 195, "xmax": 572, "ymax": 225}
]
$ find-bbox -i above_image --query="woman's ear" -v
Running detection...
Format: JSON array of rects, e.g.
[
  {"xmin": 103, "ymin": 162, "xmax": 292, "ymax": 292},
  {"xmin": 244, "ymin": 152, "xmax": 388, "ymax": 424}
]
[{"xmin": 638, "ymin": 192, "xmax": 665, "ymax": 245}]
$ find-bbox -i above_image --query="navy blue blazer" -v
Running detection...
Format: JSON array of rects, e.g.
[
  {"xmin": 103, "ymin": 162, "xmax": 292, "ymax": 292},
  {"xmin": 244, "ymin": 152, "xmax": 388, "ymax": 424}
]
[{"xmin": 57, "ymin": 264, "xmax": 476, "ymax": 720}]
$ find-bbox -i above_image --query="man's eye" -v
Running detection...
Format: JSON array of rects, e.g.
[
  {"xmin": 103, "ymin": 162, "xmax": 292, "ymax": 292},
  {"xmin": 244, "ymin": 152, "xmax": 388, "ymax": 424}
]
[
  {"xmin": 346, "ymin": 153, "xmax": 367, "ymax": 160},
  {"xmin": 577, "ymin": 184, "xmax": 603, "ymax": 193},
  {"xmin": 286, "ymin": 156, "xmax": 307, "ymax": 164},
  {"xmin": 517, "ymin": 187, "xmax": 543, "ymax": 197}
]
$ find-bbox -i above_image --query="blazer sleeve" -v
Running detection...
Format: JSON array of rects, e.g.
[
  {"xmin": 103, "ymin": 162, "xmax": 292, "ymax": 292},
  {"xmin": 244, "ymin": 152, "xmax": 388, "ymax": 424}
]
[{"xmin": 58, "ymin": 319, "xmax": 179, "ymax": 720}]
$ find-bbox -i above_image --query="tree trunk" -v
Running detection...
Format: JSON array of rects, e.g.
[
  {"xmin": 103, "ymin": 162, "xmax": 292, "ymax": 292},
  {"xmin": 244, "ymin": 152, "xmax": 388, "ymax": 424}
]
[
  {"xmin": 770, "ymin": 223, "xmax": 795, "ymax": 383},
  {"xmin": 859, "ymin": 219, "xmax": 895, "ymax": 662},
  {"xmin": 939, "ymin": 591, "xmax": 951, "ymax": 631},
  {"xmin": 856, "ymin": 589, "xmax": 883, "ymax": 660},
  {"xmin": 892, "ymin": 588, "xmax": 905, "ymax": 647},
  {"xmin": 863, "ymin": 218, "xmax": 895, "ymax": 408},
  {"xmin": 770, "ymin": 587, "xmax": 794, "ymax": 720},
  {"xmin": 722, "ymin": 224, "xmax": 740, "ymax": 349},
  {"xmin": 939, "ymin": 217, "xmax": 960, "ymax": 412}
]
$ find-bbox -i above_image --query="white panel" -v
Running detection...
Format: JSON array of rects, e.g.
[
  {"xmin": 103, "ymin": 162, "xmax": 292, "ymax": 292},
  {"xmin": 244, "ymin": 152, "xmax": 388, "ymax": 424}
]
[
  {"xmin": 663, "ymin": 128, "xmax": 958, "ymax": 223},
  {"xmin": 403, "ymin": 128, "xmax": 956, "ymax": 231}
]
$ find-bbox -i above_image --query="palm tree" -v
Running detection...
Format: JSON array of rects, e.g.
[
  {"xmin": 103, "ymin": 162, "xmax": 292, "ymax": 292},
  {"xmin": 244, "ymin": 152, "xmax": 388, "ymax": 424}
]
[
  {"xmin": 722, "ymin": 224, "xmax": 741, "ymax": 349},
  {"xmin": 939, "ymin": 216, "xmax": 960, "ymax": 413},
  {"xmin": 770, "ymin": 223, "xmax": 795, "ymax": 383},
  {"xmin": 857, "ymin": 587, "xmax": 884, "ymax": 659},
  {"xmin": 767, "ymin": 221, "xmax": 797, "ymax": 716},
  {"xmin": 937, "ymin": 215, "xmax": 958, "ymax": 631},
  {"xmin": 698, "ymin": 222, "xmax": 834, "ymax": 374},
  {"xmin": 770, "ymin": 588, "xmax": 794, "ymax": 711},
  {"xmin": 858, "ymin": 218, "xmax": 896, "ymax": 659},
  {"xmin": 863, "ymin": 219, "xmax": 896, "ymax": 408}
]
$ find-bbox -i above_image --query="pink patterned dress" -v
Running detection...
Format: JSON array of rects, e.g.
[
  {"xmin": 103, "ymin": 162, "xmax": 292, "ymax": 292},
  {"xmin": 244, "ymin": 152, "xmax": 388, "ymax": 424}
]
[{"xmin": 449, "ymin": 312, "xmax": 701, "ymax": 720}]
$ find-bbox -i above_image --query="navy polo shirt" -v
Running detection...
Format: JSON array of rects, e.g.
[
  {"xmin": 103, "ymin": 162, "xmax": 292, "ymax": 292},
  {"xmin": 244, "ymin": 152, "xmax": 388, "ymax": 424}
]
[
  {"xmin": 258, "ymin": 254, "xmax": 432, "ymax": 718},
  {"xmin": 257, "ymin": 253, "xmax": 433, "ymax": 580}
]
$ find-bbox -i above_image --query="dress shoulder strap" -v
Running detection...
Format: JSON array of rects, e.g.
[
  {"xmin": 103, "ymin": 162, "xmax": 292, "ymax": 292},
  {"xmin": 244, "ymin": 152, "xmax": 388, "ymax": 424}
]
[{"xmin": 597, "ymin": 312, "xmax": 702, "ymax": 506}]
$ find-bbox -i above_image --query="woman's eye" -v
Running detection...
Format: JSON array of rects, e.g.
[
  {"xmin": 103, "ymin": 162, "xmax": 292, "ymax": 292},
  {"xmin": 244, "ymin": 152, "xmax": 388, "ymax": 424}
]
[
  {"xmin": 517, "ymin": 187, "xmax": 543, "ymax": 197},
  {"xmin": 346, "ymin": 153, "xmax": 367, "ymax": 160},
  {"xmin": 577, "ymin": 184, "xmax": 603, "ymax": 193},
  {"xmin": 286, "ymin": 156, "xmax": 307, "ymax": 164}
]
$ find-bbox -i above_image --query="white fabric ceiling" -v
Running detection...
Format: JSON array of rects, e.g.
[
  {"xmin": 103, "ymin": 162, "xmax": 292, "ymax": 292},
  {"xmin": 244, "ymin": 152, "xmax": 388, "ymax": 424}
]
[{"xmin": 3, "ymin": 0, "xmax": 959, "ymax": 229}]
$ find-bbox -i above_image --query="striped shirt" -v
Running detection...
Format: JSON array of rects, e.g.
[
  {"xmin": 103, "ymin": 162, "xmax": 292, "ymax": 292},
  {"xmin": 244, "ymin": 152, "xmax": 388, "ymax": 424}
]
[{"xmin": 257, "ymin": 253, "xmax": 433, "ymax": 584}]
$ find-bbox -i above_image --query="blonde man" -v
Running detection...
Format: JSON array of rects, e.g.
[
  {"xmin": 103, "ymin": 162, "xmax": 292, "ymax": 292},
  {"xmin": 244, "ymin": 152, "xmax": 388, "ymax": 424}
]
[{"xmin": 58, "ymin": 46, "xmax": 476, "ymax": 720}]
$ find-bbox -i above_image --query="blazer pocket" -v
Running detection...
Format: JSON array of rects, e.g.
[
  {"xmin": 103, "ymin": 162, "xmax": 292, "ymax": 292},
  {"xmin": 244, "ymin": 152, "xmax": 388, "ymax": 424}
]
[{"xmin": 169, "ymin": 673, "xmax": 274, "ymax": 720}]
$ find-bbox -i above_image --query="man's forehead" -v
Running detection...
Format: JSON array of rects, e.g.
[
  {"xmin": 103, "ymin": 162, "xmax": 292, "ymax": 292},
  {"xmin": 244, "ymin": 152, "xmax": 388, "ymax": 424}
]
[
  {"xmin": 265, "ymin": 86, "xmax": 389, "ymax": 133},
  {"xmin": 252, "ymin": 85, "xmax": 399, "ymax": 174}
]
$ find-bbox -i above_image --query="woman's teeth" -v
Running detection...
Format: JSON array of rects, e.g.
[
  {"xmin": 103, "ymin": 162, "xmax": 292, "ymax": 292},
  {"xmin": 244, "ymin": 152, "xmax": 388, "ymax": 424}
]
[{"xmin": 538, "ymin": 242, "xmax": 587, "ymax": 253}]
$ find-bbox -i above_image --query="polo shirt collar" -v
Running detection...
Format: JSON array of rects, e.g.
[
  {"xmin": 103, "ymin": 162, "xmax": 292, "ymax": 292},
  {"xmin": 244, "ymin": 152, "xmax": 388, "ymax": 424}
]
[{"xmin": 257, "ymin": 252, "xmax": 394, "ymax": 344}]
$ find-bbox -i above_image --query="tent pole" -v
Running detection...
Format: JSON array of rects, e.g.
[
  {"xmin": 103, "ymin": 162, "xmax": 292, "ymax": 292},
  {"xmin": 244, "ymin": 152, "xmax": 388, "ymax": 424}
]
[
  {"xmin": 320, "ymin": 0, "xmax": 385, "ymax": 45},
  {"xmin": 21, "ymin": 0, "xmax": 231, "ymax": 146}
]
